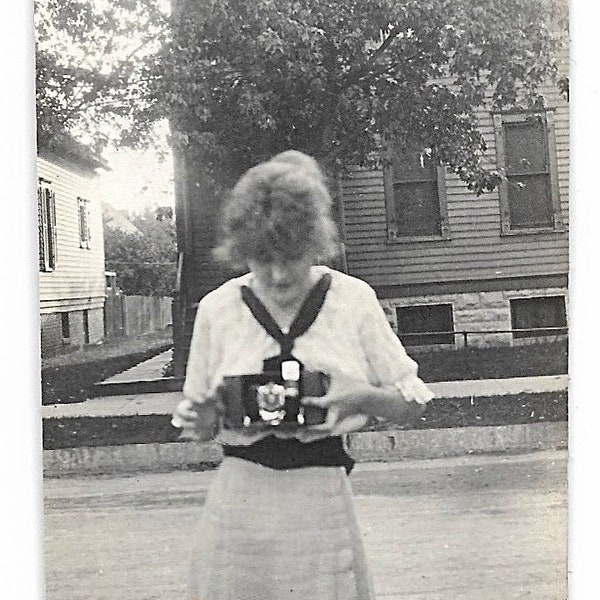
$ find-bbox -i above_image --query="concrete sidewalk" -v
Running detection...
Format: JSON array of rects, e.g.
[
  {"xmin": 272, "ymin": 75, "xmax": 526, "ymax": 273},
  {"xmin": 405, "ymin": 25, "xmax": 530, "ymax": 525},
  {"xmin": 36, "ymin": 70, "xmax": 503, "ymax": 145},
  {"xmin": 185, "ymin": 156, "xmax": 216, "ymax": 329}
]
[
  {"xmin": 100, "ymin": 349, "xmax": 173, "ymax": 384},
  {"xmin": 43, "ymin": 450, "xmax": 568, "ymax": 600}
]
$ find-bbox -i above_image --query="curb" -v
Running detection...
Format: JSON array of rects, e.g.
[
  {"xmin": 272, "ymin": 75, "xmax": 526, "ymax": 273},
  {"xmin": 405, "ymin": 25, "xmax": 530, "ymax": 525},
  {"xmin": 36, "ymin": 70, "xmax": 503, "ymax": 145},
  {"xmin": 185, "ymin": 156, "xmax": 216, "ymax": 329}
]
[
  {"xmin": 93, "ymin": 377, "xmax": 184, "ymax": 397},
  {"xmin": 43, "ymin": 421, "xmax": 567, "ymax": 478}
]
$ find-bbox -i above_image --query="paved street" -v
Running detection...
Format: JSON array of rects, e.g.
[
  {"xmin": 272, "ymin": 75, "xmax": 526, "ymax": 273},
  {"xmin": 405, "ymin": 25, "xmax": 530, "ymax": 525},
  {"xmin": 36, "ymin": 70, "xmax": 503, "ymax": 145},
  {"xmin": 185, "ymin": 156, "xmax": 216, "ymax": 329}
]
[{"xmin": 43, "ymin": 450, "xmax": 567, "ymax": 600}]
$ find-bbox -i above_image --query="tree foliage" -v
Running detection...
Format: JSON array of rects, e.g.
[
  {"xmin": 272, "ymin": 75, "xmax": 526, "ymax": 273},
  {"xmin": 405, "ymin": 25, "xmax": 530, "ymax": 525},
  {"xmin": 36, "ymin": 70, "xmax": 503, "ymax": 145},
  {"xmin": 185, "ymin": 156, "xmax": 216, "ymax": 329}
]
[
  {"xmin": 35, "ymin": 0, "xmax": 168, "ymax": 158},
  {"xmin": 36, "ymin": 0, "xmax": 567, "ymax": 193},
  {"xmin": 103, "ymin": 206, "xmax": 177, "ymax": 296},
  {"xmin": 152, "ymin": 0, "xmax": 567, "ymax": 192}
]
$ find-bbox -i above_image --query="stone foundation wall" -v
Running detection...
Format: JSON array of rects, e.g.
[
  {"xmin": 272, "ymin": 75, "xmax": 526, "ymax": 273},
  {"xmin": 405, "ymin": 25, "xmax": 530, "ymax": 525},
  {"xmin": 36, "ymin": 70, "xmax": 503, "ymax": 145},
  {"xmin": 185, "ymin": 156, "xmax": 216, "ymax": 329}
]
[
  {"xmin": 379, "ymin": 286, "xmax": 568, "ymax": 348},
  {"xmin": 68, "ymin": 311, "xmax": 85, "ymax": 346},
  {"xmin": 40, "ymin": 308, "xmax": 105, "ymax": 358},
  {"xmin": 87, "ymin": 308, "xmax": 104, "ymax": 345},
  {"xmin": 40, "ymin": 313, "xmax": 62, "ymax": 358}
]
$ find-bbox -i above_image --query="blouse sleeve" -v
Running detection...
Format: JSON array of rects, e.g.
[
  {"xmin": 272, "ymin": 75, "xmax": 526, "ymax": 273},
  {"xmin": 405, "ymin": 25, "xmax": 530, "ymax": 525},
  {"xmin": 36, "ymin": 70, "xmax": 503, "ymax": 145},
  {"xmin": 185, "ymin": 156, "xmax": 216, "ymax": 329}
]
[
  {"xmin": 182, "ymin": 299, "xmax": 213, "ymax": 403},
  {"xmin": 358, "ymin": 287, "xmax": 434, "ymax": 405}
]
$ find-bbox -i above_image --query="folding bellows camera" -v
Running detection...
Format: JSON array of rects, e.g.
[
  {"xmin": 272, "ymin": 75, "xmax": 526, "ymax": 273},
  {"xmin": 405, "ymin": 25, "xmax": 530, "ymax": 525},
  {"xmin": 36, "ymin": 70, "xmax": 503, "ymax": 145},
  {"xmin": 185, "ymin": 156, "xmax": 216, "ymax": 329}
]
[{"xmin": 221, "ymin": 359, "xmax": 329, "ymax": 430}]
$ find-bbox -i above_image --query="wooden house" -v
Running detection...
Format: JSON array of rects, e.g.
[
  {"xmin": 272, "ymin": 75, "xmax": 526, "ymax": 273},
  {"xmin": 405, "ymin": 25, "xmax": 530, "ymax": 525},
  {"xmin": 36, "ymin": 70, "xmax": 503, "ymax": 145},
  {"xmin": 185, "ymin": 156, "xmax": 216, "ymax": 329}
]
[
  {"xmin": 38, "ymin": 151, "xmax": 107, "ymax": 358},
  {"xmin": 171, "ymin": 65, "xmax": 569, "ymax": 374},
  {"xmin": 339, "ymin": 86, "xmax": 569, "ymax": 349}
]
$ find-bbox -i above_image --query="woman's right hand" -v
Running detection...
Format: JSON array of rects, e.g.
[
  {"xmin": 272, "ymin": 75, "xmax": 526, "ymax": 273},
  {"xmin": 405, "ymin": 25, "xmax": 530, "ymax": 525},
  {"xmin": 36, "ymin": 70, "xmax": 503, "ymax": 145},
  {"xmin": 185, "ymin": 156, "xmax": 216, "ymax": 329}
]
[
  {"xmin": 172, "ymin": 398, "xmax": 200, "ymax": 430},
  {"xmin": 172, "ymin": 391, "xmax": 223, "ymax": 441}
]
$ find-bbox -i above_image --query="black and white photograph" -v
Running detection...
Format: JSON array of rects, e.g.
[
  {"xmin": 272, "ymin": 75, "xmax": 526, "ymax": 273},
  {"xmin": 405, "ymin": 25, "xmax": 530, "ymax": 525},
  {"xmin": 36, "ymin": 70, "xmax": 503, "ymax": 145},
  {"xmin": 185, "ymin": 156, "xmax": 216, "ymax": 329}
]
[{"xmin": 6, "ymin": 0, "xmax": 594, "ymax": 598}]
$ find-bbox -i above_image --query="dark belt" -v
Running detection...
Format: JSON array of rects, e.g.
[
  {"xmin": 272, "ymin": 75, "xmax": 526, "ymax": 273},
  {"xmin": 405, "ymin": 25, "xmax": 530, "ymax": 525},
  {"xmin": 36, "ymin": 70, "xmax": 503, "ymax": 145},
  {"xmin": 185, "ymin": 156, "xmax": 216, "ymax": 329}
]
[{"xmin": 223, "ymin": 435, "xmax": 355, "ymax": 474}]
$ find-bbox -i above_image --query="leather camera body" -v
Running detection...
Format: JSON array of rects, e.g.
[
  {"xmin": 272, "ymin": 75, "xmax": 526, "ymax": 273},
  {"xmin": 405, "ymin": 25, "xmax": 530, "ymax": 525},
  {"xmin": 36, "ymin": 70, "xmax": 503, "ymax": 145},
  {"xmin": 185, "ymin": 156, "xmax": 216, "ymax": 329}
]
[{"xmin": 221, "ymin": 359, "xmax": 329, "ymax": 431}]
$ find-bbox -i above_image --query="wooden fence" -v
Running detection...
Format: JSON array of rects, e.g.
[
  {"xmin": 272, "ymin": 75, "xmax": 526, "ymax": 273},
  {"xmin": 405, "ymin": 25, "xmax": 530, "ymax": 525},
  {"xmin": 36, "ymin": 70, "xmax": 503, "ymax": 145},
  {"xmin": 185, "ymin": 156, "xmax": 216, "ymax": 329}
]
[{"xmin": 104, "ymin": 294, "xmax": 172, "ymax": 339}]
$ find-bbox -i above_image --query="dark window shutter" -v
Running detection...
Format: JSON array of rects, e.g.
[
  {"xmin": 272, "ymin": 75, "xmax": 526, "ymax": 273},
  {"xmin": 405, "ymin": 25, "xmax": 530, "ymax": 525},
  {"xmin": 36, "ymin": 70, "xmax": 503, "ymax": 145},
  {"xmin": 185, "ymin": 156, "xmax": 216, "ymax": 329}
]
[
  {"xmin": 37, "ymin": 185, "xmax": 47, "ymax": 271},
  {"xmin": 47, "ymin": 188, "xmax": 57, "ymax": 269}
]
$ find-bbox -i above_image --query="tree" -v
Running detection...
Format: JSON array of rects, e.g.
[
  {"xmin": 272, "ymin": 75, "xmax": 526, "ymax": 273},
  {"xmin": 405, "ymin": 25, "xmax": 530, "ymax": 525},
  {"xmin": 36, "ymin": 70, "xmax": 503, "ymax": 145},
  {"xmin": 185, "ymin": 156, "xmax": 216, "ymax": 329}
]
[
  {"xmin": 151, "ymin": 0, "xmax": 567, "ymax": 192},
  {"xmin": 36, "ymin": 0, "xmax": 567, "ymax": 193},
  {"xmin": 35, "ymin": 0, "xmax": 168, "ymax": 157},
  {"xmin": 103, "ymin": 206, "xmax": 177, "ymax": 296}
]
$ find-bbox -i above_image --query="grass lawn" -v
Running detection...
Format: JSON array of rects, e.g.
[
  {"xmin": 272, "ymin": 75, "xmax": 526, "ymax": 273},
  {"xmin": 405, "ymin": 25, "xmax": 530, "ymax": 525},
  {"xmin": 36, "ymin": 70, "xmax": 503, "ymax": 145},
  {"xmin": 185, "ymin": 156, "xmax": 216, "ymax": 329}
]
[
  {"xmin": 41, "ymin": 330, "xmax": 173, "ymax": 405},
  {"xmin": 43, "ymin": 391, "xmax": 567, "ymax": 450},
  {"xmin": 413, "ymin": 339, "xmax": 567, "ymax": 382}
]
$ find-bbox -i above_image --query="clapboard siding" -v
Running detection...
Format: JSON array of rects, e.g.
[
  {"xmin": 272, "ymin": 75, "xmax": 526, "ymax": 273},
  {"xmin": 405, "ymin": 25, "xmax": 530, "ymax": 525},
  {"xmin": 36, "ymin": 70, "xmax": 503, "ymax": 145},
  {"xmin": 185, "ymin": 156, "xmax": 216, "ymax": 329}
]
[
  {"xmin": 37, "ymin": 156, "xmax": 105, "ymax": 312},
  {"xmin": 342, "ymin": 79, "xmax": 569, "ymax": 290},
  {"xmin": 349, "ymin": 264, "xmax": 566, "ymax": 288},
  {"xmin": 349, "ymin": 263, "xmax": 566, "ymax": 282}
]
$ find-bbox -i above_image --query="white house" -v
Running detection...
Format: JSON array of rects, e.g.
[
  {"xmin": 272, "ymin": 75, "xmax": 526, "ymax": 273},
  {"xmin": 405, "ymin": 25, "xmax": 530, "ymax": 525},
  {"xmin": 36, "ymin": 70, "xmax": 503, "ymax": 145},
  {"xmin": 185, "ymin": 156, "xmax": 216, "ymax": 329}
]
[{"xmin": 38, "ymin": 151, "xmax": 106, "ymax": 357}]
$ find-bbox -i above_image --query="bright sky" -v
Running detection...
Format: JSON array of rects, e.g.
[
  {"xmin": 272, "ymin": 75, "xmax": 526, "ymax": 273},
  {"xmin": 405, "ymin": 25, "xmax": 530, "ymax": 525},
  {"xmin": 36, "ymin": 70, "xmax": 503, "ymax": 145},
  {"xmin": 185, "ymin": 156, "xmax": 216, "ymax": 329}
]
[
  {"xmin": 97, "ymin": 146, "xmax": 175, "ymax": 214},
  {"xmin": 35, "ymin": 0, "xmax": 175, "ymax": 216}
]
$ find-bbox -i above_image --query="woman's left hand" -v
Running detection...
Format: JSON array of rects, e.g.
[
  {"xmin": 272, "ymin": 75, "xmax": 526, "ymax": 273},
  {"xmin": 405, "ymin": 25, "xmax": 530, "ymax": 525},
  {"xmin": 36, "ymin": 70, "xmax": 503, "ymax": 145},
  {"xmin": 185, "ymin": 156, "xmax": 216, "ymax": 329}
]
[
  {"xmin": 302, "ymin": 371, "xmax": 429, "ymax": 431},
  {"xmin": 301, "ymin": 371, "xmax": 374, "ymax": 431}
]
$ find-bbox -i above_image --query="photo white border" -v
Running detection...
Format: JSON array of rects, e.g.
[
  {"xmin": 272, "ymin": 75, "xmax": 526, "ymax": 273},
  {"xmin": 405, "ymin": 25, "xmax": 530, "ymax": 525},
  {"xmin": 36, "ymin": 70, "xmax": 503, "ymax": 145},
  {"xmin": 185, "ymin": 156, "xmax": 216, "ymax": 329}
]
[
  {"xmin": 2, "ymin": 0, "xmax": 599, "ymax": 597},
  {"xmin": 0, "ymin": 2, "xmax": 45, "ymax": 599},
  {"xmin": 569, "ymin": 1, "xmax": 600, "ymax": 597}
]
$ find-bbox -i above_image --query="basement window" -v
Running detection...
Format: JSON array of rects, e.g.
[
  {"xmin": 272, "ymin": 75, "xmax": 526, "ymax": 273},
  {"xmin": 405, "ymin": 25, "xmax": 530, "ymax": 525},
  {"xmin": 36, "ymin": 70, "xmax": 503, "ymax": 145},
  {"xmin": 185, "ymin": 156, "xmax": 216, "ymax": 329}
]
[
  {"xmin": 396, "ymin": 303, "xmax": 455, "ymax": 346},
  {"xmin": 510, "ymin": 296, "xmax": 567, "ymax": 338}
]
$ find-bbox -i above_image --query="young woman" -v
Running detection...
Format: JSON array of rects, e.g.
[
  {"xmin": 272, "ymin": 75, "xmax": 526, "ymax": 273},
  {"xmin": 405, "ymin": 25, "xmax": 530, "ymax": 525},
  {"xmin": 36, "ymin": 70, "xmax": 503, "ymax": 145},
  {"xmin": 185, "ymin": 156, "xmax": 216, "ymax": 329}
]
[{"xmin": 172, "ymin": 151, "xmax": 434, "ymax": 599}]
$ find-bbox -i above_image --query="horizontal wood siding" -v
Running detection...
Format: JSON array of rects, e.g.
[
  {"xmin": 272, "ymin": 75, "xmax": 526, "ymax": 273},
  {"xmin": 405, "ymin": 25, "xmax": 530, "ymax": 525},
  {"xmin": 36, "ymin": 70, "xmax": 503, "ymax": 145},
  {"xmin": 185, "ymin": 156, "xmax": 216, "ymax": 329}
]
[
  {"xmin": 342, "ymin": 82, "xmax": 569, "ymax": 289},
  {"xmin": 38, "ymin": 157, "xmax": 106, "ymax": 312}
]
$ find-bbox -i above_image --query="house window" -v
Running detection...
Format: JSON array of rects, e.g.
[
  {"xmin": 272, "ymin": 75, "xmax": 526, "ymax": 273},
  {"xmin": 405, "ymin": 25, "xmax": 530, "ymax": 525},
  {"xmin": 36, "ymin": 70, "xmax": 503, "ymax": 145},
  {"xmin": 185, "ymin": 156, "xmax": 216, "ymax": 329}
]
[
  {"xmin": 78, "ymin": 197, "xmax": 91, "ymax": 248},
  {"xmin": 383, "ymin": 143, "xmax": 449, "ymax": 242},
  {"xmin": 396, "ymin": 303, "xmax": 455, "ymax": 346},
  {"xmin": 510, "ymin": 296, "xmax": 567, "ymax": 339},
  {"xmin": 37, "ymin": 179, "xmax": 57, "ymax": 272},
  {"xmin": 493, "ymin": 112, "xmax": 563, "ymax": 234}
]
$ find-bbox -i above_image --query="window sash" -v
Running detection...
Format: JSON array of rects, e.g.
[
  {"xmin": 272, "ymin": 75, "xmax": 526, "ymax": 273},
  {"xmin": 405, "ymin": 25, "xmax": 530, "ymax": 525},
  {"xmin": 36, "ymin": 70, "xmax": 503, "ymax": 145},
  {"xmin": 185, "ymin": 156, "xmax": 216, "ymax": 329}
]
[
  {"xmin": 503, "ymin": 118, "xmax": 549, "ymax": 175},
  {"xmin": 393, "ymin": 180, "xmax": 442, "ymax": 237},
  {"xmin": 78, "ymin": 197, "xmax": 91, "ymax": 248},
  {"xmin": 506, "ymin": 173, "xmax": 554, "ymax": 229}
]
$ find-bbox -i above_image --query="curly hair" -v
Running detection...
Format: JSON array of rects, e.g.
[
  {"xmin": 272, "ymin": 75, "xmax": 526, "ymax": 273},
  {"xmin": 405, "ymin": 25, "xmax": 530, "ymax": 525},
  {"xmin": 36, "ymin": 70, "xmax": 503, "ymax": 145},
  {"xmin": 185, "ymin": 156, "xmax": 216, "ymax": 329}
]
[
  {"xmin": 214, "ymin": 151, "xmax": 339, "ymax": 267},
  {"xmin": 267, "ymin": 150, "xmax": 326, "ymax": 183}
]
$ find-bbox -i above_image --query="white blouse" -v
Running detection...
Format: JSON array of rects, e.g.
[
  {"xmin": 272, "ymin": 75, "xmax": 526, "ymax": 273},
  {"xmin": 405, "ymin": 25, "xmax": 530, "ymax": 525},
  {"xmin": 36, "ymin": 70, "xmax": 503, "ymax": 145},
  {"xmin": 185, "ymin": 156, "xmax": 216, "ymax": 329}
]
[{"xmin": 183, "ymin": 266, "xmax": 434, "ymax": 445}]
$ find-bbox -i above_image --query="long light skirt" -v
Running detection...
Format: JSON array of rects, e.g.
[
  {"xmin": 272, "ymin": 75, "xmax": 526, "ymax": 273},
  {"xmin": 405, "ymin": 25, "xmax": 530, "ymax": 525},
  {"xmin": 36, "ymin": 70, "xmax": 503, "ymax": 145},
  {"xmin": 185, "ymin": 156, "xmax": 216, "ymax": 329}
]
[{"xmin": 188, "ymin": 457, "xmax": 375, "ymax": 600}]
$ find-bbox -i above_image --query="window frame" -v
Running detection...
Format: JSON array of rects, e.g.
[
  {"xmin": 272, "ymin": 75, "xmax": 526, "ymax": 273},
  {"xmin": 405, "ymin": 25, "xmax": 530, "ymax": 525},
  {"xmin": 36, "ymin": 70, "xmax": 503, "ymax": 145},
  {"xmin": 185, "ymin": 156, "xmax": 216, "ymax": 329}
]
[
  {"xmin": 78, "ymin": 197, "xmax": 92, "ymax": 249},
  {"xmin": 38, "ymin": 178, "xmax": 58, "ymax": 272},
  {"xmin": 493, "ymin": 110, "xmax": 564, "ymax": 235},
  {"xmin": 382, "ymin": 142, "xmax": 450, "ymax": 243}
]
